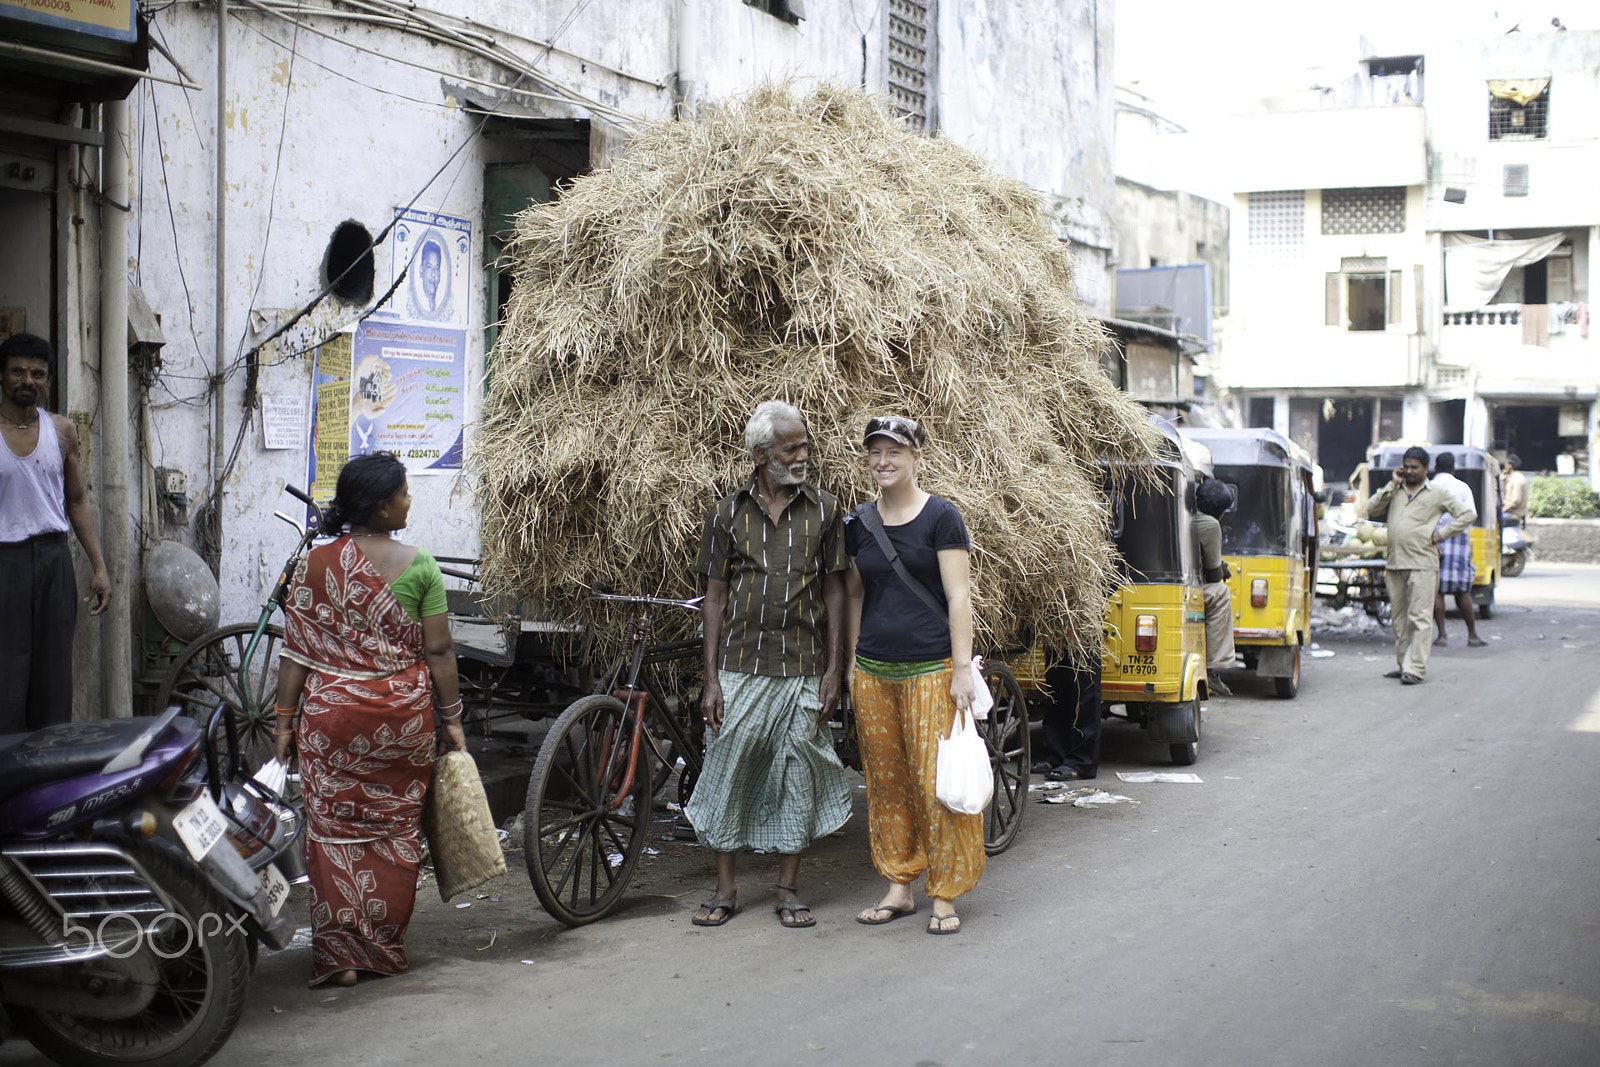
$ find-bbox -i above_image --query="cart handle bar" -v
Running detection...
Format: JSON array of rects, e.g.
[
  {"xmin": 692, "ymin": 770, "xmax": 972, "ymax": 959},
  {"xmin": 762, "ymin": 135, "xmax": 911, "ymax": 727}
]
[{"xmin": 587, "ymin": 592, "xmax": 704, "ymax": 612}]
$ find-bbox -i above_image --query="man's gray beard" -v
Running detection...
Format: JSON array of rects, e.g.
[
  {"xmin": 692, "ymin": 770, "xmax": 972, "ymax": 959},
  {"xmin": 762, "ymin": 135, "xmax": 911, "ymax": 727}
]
[{"xmin": 766, "ymin": 457, "xmax": 807, "ymax": 487}]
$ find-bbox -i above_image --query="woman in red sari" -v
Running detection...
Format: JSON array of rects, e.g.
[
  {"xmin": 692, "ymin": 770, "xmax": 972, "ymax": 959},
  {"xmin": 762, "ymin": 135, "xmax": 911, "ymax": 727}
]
[{"xmin": 273, "ymin": 453, "xmax": 466, "ymax": 987}]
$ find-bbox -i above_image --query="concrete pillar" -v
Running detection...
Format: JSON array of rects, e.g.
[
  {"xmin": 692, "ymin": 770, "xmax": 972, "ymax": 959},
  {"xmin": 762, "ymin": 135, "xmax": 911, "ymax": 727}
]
[{"xmin": 99, "ymin": 99, "xmax": 132, "ymax": 718}]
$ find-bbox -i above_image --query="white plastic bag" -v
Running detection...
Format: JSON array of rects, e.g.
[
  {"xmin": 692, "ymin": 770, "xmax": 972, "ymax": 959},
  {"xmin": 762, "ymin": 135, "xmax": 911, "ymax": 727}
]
[
  {"xmin": 968, "ymin": 656, "xmax": 993, "ymax": 721},
  {"xmin": 250, "ymin": 757, "xmax": 288, "ymax": 796},
  {"xmin": 935, "ymin": 708, "xmax": 994, "ymax": 815}
]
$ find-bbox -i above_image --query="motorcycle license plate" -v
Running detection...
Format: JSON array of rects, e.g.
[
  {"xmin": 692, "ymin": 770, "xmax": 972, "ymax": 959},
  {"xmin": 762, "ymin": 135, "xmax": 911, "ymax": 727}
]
[
  {"xmin": 259, "ymin": 863, "xmax": 290, "ymax": 917},
  {"xmin": 173, "ymin": 792, "xmax": 229, "ymax": 861}
]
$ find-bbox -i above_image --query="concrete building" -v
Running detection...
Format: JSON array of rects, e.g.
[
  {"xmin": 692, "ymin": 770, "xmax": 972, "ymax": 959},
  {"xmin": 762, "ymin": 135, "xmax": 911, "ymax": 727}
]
[
  {"xmin": 1112, "ymin": 86, "xmax": 1230, "ymax": 419},
  {"xmin": 1213, "ymin": 28, "xmax": 1598, "ymax": 489},
  {"xmin": 1, "ymin": 0, "xmax": 1118, "ymax": 718}
]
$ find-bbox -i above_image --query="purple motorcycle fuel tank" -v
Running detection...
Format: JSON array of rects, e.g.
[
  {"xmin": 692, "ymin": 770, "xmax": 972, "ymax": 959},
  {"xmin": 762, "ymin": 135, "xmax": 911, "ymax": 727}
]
[{"xmin": 0, "ymin": 717, "xmax": 203, "ymax": 839}]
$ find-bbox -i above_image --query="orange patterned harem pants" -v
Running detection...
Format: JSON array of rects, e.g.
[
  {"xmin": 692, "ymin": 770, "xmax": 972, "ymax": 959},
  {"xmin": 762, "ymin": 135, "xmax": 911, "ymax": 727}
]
[{"xmin": 850, "ymin": 663, "xmax": 985, "ymax": 900}]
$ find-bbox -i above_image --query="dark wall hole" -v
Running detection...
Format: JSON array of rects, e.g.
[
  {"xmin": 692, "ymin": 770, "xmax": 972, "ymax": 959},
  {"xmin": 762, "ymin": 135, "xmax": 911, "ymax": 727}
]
[{"xmin": 324, "ymin": 221, "xmax": 375, "ymax": 304}]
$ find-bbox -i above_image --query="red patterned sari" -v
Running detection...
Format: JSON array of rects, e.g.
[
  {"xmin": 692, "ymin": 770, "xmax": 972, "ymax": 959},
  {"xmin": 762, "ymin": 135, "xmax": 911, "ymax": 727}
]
[{"xmin": 281, "ymin": 536, "xmax": 436, "ymax": 986}]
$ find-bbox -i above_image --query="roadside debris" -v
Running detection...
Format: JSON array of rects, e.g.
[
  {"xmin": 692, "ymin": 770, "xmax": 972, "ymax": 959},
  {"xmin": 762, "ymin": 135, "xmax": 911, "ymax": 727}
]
[{"xmin": 1116, "ymin": 771, "xmax": 1203, "ymax": 784}]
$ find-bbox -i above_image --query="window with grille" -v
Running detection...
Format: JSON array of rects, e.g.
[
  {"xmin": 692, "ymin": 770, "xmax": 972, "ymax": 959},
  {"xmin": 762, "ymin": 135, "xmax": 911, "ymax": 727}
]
[
  {"xmin": 887, "ymin": 0, "xmax": 933, "ymax": 132},
  {"xmin": 1247, "ymin": 190, "xmax": 1304, "ymax": 261},
  {"xmin": 1488, "ymin": 82, "xmax": 1548, "ymax": 140},
  {"xmin": 1321, "ymin": 187, "xmax": 1406, "ymax": 235}
]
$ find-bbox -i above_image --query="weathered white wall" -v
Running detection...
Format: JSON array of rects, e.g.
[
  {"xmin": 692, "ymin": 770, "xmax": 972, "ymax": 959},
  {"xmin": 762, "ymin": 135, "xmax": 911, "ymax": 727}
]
[
  {"xmin": 938, "ymin": 0, "xmax": 1116, "ymax": 313},
  {"xmin": 107, "ymin": 0, "xmax": 1120, "ymax": 650},
  {"xmin": 1112, "ymin": 178, "xmax": 1230, "ymax": 312}
]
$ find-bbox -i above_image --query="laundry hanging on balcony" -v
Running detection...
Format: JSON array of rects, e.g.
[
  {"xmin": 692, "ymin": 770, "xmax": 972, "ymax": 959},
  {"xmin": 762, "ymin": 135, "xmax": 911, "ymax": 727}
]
[{"xmin": 1442, "ymin": 231, "xmax": 1565, "ymax": 312}]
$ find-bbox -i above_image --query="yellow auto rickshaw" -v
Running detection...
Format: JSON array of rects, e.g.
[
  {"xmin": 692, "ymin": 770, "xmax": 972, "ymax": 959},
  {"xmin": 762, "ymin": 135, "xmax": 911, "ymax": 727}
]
[
  {"xmin": 1367, "ymin": 443, "xmax": 1501, "ymax": 617},
  {"xmin": 1098, "ymin": 422, "xmax": 1215, "ymax": 765},
  {"xmin": 1180, "ymin": 427, "xmax": 1319, "ymax": 698}
]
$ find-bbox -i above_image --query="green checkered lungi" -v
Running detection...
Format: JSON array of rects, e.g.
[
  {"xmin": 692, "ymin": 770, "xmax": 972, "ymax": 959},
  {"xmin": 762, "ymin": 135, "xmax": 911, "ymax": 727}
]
[{"xmin": 683, "ymin": 671, "xmax": 852, "ymax": 854}]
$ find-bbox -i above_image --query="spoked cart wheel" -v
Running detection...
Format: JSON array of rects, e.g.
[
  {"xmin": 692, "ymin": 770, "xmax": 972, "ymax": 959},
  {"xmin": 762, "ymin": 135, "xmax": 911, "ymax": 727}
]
[
  {"xmin": 156, "ymin": 622, "xmax": 284, "ymax": 777},
  {"xmin": 981, "ymin": 662, "xmax": 1030, "ymax": 856},
  {"xmin": 524, "ymin": 694, "xmax": 651, "ymax": 926}
]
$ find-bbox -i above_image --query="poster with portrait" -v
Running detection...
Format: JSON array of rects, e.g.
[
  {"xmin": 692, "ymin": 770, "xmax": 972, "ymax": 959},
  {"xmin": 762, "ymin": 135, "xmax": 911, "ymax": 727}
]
[
  {"xmin": 347, "ymin": 320, "xmax": 465, "ymax": 474},
  {"xmin": 385, "ymin": 207, "xmax": 472, "ymax": 330}
]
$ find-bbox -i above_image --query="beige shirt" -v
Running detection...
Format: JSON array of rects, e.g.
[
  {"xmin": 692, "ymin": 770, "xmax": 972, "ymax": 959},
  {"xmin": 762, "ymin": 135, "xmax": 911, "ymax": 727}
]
[
  {"xmin": 1502, "ymin": 470, "xmax": 1529, "ymax": 520},
  {"xmin": 1367, "ymin": 479, "xmax": 1475, "ymax": 571}
]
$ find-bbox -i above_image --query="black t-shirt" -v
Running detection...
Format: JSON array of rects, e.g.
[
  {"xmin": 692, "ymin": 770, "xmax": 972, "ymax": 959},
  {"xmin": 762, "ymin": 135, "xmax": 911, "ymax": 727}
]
[{"xmin": 845, "ymin": 495, "xmax": 971, "ymax": 662}]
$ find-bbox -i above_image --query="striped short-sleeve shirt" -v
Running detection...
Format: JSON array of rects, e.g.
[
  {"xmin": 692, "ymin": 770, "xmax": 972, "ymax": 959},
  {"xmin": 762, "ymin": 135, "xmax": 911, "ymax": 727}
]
[{"xmin": 694, "ymin": 477, "xmax": 847, "ymax": 677}]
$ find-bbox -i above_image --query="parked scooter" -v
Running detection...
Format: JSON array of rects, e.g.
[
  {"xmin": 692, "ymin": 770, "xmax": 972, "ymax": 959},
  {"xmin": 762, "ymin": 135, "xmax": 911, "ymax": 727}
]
[
  {"xmin": 1501, "ymin": 516, "xmax": 1534, "ymax": 578},
  {"xmin": 0, "ymin": 704, "xmax": 303, "ymax": 1067}
]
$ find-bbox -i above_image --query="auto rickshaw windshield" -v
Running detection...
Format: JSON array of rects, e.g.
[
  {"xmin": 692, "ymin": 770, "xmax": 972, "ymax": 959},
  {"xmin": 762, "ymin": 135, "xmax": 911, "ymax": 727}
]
[{"xmin": 1215, "ymin": 465, "xmax": 1293, "ymax": 555}]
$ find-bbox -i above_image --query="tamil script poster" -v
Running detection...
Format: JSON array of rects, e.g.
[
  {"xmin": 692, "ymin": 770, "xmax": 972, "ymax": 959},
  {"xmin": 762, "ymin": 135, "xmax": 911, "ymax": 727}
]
[
  {"xmin": 347, "ymin": 320, "xmax": 465, "ymax": 474},
  {"xmin": 305, "ymin": 332, "xmax": 353, "ymax": 527},
  {"xmin": 383, "ymin": 207, "xmax": 471, "ymax": 330}
]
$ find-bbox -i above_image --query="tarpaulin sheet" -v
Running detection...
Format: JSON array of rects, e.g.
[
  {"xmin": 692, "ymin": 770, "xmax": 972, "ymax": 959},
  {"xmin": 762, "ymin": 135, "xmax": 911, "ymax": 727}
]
[
  {"xmin": 1488, "ymin": 78, "xmax": 1549, "ymax": 107},
  {"xmin": 1443, "ymin": 232, "xmax": 1565, "ymax": 312}
]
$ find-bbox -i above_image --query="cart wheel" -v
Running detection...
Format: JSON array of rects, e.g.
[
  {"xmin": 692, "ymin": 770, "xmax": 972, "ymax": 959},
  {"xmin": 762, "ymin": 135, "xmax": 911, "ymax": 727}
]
[
  {"xmin": 1169, "ymin": 698, "xmax": 1201, "ymax": 766},
  {"xmin": 1477, "ymin": 586, "xmax": 1495, "ymax": 619},
  {"xmin": 1273, "ymin": 646, "xmax": 1301, "ymax": 700},
  {"xmin": 981, "ymin": 662, "xmax": 1029, "ymax": 856},
  {"xmin": 524, "ymin": 694, "xmax": 650, "ymax": 926},
  {"xmin": 156, "ymin": 622, "xmax": 285, "ymax": 778}
]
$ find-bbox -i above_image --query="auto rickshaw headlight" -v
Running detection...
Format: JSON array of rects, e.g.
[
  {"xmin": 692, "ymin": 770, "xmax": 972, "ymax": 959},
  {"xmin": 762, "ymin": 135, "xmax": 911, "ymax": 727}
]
[
  {"xmin": 1134, "ymin": 614, "xmax": 1158, "ymax": 652},
  {"xmin": 1251, "ymin": 578, "xmax": 1269, "ymax": 608}
]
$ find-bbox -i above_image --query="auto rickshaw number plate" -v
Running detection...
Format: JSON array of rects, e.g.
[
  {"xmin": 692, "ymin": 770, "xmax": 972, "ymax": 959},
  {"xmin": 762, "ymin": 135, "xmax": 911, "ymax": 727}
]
[{"xmin": 1126, "ymin": 654, "xmax": 1158, "ymax": 676}]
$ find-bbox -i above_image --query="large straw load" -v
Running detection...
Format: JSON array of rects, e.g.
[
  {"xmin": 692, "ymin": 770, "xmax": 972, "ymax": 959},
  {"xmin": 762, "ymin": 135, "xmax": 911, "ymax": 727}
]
[{"xmin": 474, "ymin": 84, "xmax": 1161, "ymax": 660}]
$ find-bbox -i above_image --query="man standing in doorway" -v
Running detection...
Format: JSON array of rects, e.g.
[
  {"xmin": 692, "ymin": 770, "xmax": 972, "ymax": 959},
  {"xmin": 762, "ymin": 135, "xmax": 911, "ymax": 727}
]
[
  {"xmin": 685, "ymin": 401, "xmax": 852, "ymax": 928},
  {"xmin": 1367, "ymin": 446, "xmax": 1474, "ymax": 685},
  {"xmin": 0, "ymin": 333, "xmax": 111, "ymax": 731}
]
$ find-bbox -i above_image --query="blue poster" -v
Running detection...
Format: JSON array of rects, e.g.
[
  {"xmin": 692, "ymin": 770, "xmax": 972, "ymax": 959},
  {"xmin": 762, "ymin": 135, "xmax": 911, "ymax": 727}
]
[{"xmin": 348, "ymin": 321, "xmax": 465, "ymax": 473}]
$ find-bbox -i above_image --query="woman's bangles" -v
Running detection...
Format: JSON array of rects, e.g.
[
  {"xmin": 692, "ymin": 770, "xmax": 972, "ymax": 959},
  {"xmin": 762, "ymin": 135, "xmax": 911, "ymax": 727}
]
[
  {"xmin": 436, "ymin": 698, "xmax": 465, "ymax": 724},
  {"xmin": 273, "ymin": 702, "xmax": 298, "ymax": 738}
]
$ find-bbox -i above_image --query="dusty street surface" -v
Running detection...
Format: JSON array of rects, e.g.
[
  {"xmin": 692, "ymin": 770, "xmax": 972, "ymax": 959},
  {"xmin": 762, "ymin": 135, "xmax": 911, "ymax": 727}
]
[{"xmin": 5, "ymin": 564, "xmax": 1598, "ymax": 1066}]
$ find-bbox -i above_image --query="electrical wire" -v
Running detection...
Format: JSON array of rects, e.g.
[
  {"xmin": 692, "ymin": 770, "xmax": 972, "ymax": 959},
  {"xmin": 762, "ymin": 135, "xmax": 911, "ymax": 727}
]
[
  {"xmin": 230, "ymin": 13, "xmax": 459, "ymax": 112},
  {"xmin": 146, "ymin": 90, "xmax": 211, "ymax": 396}
]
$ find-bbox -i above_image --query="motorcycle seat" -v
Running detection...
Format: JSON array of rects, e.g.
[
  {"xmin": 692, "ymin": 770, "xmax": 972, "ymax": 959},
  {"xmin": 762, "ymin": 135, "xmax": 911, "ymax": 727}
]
[{"xmin": 0, "ymin": 717, "xmax": 197, "ymax": 801}]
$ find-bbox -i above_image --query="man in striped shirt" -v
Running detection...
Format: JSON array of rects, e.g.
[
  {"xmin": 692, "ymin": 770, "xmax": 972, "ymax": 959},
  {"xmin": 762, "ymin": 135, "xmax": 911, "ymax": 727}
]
[{"xmin": 684, "ymin": 401, "xmax": 852, "ymax": 928}]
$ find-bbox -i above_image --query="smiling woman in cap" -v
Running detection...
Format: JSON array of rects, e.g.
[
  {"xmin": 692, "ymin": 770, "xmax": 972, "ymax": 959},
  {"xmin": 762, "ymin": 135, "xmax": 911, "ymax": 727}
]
[{"xmin": 842, "ymin": 415, "xmax": 984, "ymax": 935}]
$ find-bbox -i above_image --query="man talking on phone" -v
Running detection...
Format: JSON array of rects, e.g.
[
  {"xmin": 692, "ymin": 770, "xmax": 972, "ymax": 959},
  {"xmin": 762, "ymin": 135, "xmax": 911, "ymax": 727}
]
[{"xmin": 1366, "ymin": 446, "xmax": 1474, "ymax": 685}]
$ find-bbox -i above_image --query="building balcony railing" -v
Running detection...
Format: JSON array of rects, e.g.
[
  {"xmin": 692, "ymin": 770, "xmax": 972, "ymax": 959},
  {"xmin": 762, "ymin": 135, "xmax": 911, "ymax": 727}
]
[{"xmin": 1445, "ymin": 308, "xmax": 1521, "ymax": 326}]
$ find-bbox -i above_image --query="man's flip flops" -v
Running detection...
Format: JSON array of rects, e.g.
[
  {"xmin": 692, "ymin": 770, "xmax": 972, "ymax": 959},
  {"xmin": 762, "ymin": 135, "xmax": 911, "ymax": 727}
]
[{"xmin": 691, "ymin": 896, "xmax": 738, "ymax": 927}]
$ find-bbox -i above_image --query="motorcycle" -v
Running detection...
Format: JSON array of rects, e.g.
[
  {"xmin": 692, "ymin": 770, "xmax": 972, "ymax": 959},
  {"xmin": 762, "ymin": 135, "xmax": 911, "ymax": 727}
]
[
  {"xmin": 1501, "ymin": 516, "xmax": 1533, "ymax": 578},
  {"xmin": 0, "ymin": 703, "xmax": 303, "ymax": 1067}
]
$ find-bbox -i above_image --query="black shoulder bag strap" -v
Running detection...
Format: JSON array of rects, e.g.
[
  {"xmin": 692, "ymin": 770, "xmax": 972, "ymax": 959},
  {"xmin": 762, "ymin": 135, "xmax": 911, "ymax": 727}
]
[{"xmin": 859, "ymin": 502, "xmax": 948, "ymax": 622}]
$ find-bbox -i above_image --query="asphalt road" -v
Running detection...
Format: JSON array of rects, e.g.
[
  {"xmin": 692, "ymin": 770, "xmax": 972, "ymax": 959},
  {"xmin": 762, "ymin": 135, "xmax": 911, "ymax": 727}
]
[{"xmin": 6, "ymin": 563, "xmax": 1598, "ymax": 1066}]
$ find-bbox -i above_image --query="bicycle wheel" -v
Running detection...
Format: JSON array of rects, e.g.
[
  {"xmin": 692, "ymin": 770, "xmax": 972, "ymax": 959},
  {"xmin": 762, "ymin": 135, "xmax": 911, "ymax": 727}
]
[
  {"xmin": 524, "ymin": 694, "xmax": 651, "ymax": 926},
  {"xmin": 981, "ymin": 662, "xmax": 1030, "ymax": 856},
  {"xmin": 156, "ymin": 621, "xmax": 284, "ymax": 776}
]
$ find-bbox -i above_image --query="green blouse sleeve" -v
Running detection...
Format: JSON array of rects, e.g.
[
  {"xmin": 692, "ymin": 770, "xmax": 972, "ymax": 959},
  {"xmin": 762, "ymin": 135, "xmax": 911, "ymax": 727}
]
[{"xmin": 391, "ymin": 549, "xmax": 448, "ymax": 621}]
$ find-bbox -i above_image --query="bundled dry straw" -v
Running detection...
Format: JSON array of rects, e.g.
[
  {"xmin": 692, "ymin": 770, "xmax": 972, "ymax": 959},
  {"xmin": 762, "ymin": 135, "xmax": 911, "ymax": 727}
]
[{"xmin": 475, "ymin": 84, "xmax": 1162, "ymax": 661}]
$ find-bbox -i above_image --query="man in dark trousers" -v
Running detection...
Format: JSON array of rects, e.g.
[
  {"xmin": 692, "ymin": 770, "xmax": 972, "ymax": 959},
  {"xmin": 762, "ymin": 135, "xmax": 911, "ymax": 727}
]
[
  {"xmin": 0, "ymin": 333, "xmax": 110, "ymax": 731},
  {"xmin": 1033, "ymin": 654, "xmax": 1101, "ymax": 781}
]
